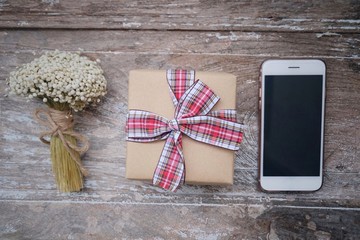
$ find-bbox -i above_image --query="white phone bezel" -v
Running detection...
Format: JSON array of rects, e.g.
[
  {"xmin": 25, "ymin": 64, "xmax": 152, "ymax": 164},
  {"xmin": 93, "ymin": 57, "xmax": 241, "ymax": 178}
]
[{"xmin": 260, "ymin": 59, "xmax": 326, "ymax": 191}]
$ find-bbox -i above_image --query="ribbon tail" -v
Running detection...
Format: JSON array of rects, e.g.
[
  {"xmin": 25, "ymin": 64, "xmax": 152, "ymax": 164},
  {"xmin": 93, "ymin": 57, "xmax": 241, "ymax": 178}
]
[{"xmin": 153, "ymin": 131, "xmax": 184, "ymax": 191}]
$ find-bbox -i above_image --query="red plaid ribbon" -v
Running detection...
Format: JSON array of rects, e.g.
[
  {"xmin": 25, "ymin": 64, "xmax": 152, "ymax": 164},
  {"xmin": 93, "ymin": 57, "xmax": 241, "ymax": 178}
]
[{"xmin": 126, "ymin": 69, "xmax": 243, "ymax": 191}]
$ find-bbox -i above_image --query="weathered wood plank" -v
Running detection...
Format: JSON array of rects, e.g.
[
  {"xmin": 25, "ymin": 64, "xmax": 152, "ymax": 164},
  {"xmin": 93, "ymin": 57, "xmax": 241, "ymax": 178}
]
[
  {"xmin": 1, "ymin": 165, "xmax": 359, "ymax": 208},
  {"xmin": 0, "ymin": 30, "xmax": 359, "ymax": 59},
  {"xmin": 0, "ymin": 201, "xmax": 359, "ymax": 239},
  {"xmin": 0, "ymin": 1, "xmax": 359, "ymax": 32},
  {"xmin": 1, "ymin": 51, "xmax": 359, "ymax": 207}
]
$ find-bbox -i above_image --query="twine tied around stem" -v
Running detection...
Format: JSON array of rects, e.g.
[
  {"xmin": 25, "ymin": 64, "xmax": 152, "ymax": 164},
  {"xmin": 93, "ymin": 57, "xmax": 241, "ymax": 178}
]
[{"xmin": 34, "ymin": 108, "xmax": 89, "ymax": 176}]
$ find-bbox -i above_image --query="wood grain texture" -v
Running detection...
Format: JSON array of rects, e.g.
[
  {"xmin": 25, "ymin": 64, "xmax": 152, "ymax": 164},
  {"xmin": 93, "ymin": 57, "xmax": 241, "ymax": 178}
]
[
  {"xmin": 0, "ymin": 0, "xmax": 359, "ymax": 32},
  {"xmin": 0, "ymin": 30, "xmax": 359, "ymax": 58},
  {"xmin": 1, "ymin": 1, "xmax": 360, "ymax": 239},
  {"xmin": 1, "ymin": 201, "xmax": 359, "ymax": 240}
]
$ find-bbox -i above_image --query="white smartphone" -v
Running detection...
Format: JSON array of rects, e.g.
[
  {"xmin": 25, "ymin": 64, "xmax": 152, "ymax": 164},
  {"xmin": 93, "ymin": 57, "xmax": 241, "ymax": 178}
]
[{"xmin": 259, "ymin": 59, "xmax": 326, "ymax": 191}]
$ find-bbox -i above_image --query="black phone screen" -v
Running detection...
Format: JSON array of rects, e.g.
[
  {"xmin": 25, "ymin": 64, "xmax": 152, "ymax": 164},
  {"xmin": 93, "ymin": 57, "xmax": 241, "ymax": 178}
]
[{"xmin": 263, "ymin": 75, "xmax": 324, "ymax": 176}]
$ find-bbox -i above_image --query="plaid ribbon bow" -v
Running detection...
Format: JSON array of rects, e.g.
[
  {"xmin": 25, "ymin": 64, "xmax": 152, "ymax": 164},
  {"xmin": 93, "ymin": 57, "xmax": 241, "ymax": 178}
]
[{"xmin": 126, "ymin": 69, "xmax": 243, "ymax": 191}]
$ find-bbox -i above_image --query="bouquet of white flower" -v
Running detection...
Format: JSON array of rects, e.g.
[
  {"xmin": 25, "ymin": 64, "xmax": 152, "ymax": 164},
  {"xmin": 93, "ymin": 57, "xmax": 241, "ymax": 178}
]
[{"xmin": 7, "ymin": 50, "xmax": 107, "ymax": 192}]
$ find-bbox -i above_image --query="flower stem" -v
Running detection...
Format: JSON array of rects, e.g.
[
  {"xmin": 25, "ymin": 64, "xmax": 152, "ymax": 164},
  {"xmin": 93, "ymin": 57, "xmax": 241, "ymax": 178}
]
[
  {"xmin": 50, "ymin": 134, "xmax": 83, "ymax": 192},
  {"xmin": 49, "ymin": 103, "xmax": 84, "ymax": 192}
]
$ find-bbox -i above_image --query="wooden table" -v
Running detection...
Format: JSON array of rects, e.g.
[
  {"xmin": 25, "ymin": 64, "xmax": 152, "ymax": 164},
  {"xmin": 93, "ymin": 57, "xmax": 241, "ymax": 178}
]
[{"xmin": 1, "ymin": 1, "xmax": 359, "ymax": 239}]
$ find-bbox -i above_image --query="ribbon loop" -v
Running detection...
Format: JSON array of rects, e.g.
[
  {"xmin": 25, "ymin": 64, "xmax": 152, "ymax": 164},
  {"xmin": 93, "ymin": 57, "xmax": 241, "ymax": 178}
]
[
  {"xmin": 175, "ymin": 80, "xmax": 220, "ymax": 119},
  {"xmin": 126, "ymin": 110, "xmax": 170, "ymax": 142}
]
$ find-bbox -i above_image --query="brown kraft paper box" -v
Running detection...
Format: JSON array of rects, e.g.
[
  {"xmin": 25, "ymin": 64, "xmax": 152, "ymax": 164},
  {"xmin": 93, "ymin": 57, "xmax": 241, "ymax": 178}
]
[{"xmin": 126, "ymin": 69, "xmax": 237, "ymax": 185}]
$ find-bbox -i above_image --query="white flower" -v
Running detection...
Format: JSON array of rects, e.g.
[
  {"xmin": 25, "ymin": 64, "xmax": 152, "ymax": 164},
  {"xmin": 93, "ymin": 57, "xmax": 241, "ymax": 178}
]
[{"xmin": 7, "ymin": 50, "xmax": 107, "ymax": 111}]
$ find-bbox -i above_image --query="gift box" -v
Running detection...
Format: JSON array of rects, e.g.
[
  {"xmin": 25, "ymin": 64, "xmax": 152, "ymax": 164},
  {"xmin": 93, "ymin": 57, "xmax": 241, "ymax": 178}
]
[{"xmin": 126, "ymin": 69, "xmax": 241, "ymax": 189}]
